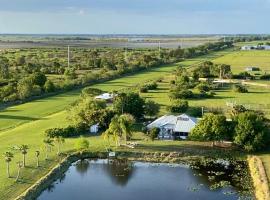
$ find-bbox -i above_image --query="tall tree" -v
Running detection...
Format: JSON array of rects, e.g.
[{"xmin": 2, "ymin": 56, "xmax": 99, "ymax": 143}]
[
  {"xmin": 234, "ymin": 112, "xmax": 270, "ymax": 152},
  {"xmin": 3, "ymin": 151, "xmax": 13, "ymax": 178},
  {"xmin": 43, "ymin": 138, "xmax": 54, "ymax": 160},
  {"xmin": 113, "ymin": 92, "xmax": 145, "ymax": 119},
  {"xmin": 54, "ymin": 136, "xmax": 65, "ymax": 155},
  {"xmin": 35, "ymin": 150, "xmax": 40, "ymax": 167},
  {"xmin": 103, "ymin": 114, "xmax": 135, "ymax": 146},
  {"xmin": 0, "ymin": 56, "xmax": 9, "ymax": 79},
  {"xmin": 13, "ymin": 145, "xmax": 29, "ymax": 167},
  {"xmin": 189, "ymin": 114, "xmax": 228, "ymax": 145}
]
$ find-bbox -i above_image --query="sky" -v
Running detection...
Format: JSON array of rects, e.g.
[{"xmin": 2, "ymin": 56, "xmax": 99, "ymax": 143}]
[{"xmin": 0, "ymin": 0, "xmax": 269, "ymax": 34}]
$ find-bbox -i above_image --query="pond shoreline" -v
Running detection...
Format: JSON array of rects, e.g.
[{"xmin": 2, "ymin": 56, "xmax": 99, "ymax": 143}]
[{"xmin": 15, "ymin": 151, "xmax": 253, "ymax": 200}]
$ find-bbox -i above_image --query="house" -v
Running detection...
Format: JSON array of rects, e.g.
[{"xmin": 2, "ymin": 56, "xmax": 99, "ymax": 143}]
[
  {"xmin": 245, "ymin": 66, "xmax": 260, "ymax": 72},
  {"xmin": 95, "ymin": 93, "xmax": 115, "ymax": 102},
  {"xmin": 261, "ymin": 45, "xmax": 270, "ymax": 50},
  {"xmin": 147, "ymin": 114, "xmax": 198, "ymax": 140}
]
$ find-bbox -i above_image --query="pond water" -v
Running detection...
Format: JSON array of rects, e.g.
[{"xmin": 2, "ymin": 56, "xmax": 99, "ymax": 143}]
[{"xmin": 37, "ymin": 159, "xmax": 253, "ymax": 200}]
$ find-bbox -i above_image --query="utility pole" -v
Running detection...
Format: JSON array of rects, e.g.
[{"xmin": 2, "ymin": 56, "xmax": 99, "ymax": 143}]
[
  {"xmin": 158, "ymin": 41, "xmax": 161, "ymax": 59},
  {"xmin": 124, "ymin": 40, "xmax": 128, "ymax": 62},
  {"xmin": 68, "ymin": 45, "xmax": 70, "ymax": 68}
]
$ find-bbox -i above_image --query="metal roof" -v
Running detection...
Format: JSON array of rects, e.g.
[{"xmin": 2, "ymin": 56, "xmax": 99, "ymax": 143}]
[{"xmin": 147, "ymin": 114, "xmax": 197, "ymax": 133}]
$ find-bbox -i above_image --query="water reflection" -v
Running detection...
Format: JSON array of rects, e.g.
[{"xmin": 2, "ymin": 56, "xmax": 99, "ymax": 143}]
[
  {"xmin": 75, "ymin": 160, "xmax": 90, "ymax": 176},
  {"xmin": 102, "ymin": 159, "xmax": 135, "ymax": 187},
  {"xmin": 38, "ymin": 159, "xmax": 253, "ymax": 200}
]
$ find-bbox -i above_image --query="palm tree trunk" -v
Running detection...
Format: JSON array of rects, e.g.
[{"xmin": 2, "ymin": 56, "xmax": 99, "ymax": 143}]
[
  {"xmin": 58, "ymin": 143, "xmax": 60, "ymax": 155},
  {"xmin": 23, "ymin": 154, "xmax": 26, "ymax": 167},
  {"xmin": 37, "ymin": 157, "xmax": 39, "ymax": 167},
  {"xmin": 7, "ymin": 162, "xmax": 10, "ymax": 178},
  {"xmin": 16, "ymin": 168, "xmax": 21, "ymax": 182},
  {"xmin": 45, "ymin": 146, "xmax": 48, "ymax": 160}
]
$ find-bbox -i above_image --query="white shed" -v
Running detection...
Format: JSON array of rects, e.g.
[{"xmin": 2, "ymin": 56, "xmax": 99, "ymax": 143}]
[{"xmin": 90, "ymin": 124, "xmax": 99, "ymax": 134}]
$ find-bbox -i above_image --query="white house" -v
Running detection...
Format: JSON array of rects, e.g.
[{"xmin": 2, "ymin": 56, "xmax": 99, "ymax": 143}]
[{"xmin": 147, "ymin": 114, "xmax": 198, "ymax": 140}]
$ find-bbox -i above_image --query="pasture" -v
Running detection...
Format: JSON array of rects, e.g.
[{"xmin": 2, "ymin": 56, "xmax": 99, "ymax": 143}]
[{"xmin": 213, "ymin": 50, "xmax": 270, "ymax": 74}]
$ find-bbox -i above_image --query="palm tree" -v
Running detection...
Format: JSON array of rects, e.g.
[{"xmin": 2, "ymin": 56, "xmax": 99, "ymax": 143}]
[
  {"xmin": 15, "ymin": 161, "xmax": 23, "ymax": 182},
  {"xmin": 3, "ymin": 151, "xmax": 14, "ymax": 178},
  {"xmin": 43, "ymin": 138, "xmax": 54, "ymax": 160},
  {"xmin": 103, "ymin": 114, "xmax": 135, "ymax": 147},
  {"xmin": 54, "ymin": 136, "xmax": 65, "ymax": 155},
  {"xmin": 13, "ymin": 145, "xmax": 29, "ymax": 167},
  {"xmin": 35, "ymin": 151, "xmax": 40, "ymax": 167},
  {"xmin": 119, "ymin": 114, "xmax": 135, "ymax": 144}
]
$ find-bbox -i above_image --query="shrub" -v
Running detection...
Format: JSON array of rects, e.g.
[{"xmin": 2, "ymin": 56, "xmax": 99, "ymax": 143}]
[
  {"xmin": 139, "ymin": 85, "xmax": 148, "ymax": 93},
  {"xmin": 149, "ymin": 127, "xmax": 160, "ymax": 141},
  {"xmin": 169, "ymin": 88, "xmax": 193, "ymax": 99},
  {"xmin": 260, "ymin": 74, "xmax": 270, "ymax": 80},
  {"xmin": 167, "ymin": 100, "xmax": 189, "ymax": 113},
  {"xmin": 44, "ymin": 80, "xmax": 56, "ymax": 93},
  {"xmin": 233, "ymin": 84, "xmax": 248, "ymax": 93}
]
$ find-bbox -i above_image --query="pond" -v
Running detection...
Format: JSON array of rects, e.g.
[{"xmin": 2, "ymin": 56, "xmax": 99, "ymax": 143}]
[{"xmin": 37, "ymin": 159, "xmax": 253, "ymax": 200}]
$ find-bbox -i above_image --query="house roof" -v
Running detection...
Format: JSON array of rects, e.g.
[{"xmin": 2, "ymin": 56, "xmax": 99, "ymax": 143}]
[
  {"xmin": 95, "ymin": 93, "xmax": 114, "ymax": 100},
  {"xmin": 147, "ymin": 114, "xmax": 198, "ymax": 133}
]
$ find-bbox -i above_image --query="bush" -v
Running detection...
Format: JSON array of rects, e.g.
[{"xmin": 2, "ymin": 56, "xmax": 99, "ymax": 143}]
[
  {"xmin": 234, "ymin": 112, "xmax": 270, "ymax": 152},
  {"xmin": 139, "ymin": 85, "xmax": 148, "ymax": 93},
  {"xmin": 44, "ymin": 80, "xmax": 56, "ymax": 93},
  {"xmin": 169, "ymin": 88, "xmax": 193, "ymax": 99},
  {"xmin": 149, "ymin": 127, "xmax": 160, "ymax": 141},
  {"xmin": 45, "ymin": 123, "xmax": 87, "ymax": 138},
  {"xmin": 232, "ymin": 72, "xmax": 254, "ymax": 80},
  {"xmin": 167, "ymin": 100, "xmax": 189, "ymax": 113},
  {"xmin": 196, "ymin": 82, "xmax": 212, "ymax": 92},
  {"xmin": 81, "ymin": 87, "xmax": 103, "ymax": 97},
  {"xmin": 260, "ymin": 74, "xmax": 270, "ymax": 80},
  {"xmin": 234, "ymin": 84, "xmax": 248, "ymax": 93}
]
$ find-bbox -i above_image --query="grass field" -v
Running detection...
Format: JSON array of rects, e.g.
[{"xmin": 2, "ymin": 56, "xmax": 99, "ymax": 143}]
[
  {"xmin": 0, "ymin": 49, "xmax": 235, "ymax": 200},
  {"xmin": 213, "ymin": 50, "xmax": 270, "ymax": 73}
]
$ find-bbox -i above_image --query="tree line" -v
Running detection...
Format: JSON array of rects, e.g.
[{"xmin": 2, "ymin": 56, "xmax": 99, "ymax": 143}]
[{"xmin": 0, "ymin": 41, "xmax": 232, "ymax": 104}]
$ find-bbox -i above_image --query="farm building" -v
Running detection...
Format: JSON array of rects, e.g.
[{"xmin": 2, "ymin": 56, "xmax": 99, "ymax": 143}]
[
  {"xmin": 261, "ymin": 45, "xmax": 270, "ymax": 50},
  {"xmin": 241, "ymin": 45, "xmax": 270, "ymax": 51},
  {"xmin": 245, "ymin": 67, "xmax": 260, "ymax": 72},
  {"xmin": 147, "ymin": 114, "xmax": 198, "ymax": 140}
]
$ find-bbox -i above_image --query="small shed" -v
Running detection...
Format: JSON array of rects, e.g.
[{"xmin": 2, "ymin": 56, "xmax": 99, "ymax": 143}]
[
  {"xmin": 90, "ymin": 124, "xmax": 99, "ymax": 134},
  {"xmin": 245, "ymin": 67, "xmax": 260, "ymax": 72}
]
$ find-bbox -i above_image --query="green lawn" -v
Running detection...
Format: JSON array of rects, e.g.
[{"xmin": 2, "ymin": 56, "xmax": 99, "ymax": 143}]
[
  {"xmin": 213, "ymin": 50, "xmax": 270, "ymax": 73},
  {"xmin": 0, "ymin": 49, "xmax": 235, "ymax": 200}
]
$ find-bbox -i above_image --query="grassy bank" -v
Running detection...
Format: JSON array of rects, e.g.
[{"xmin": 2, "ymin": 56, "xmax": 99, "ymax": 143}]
[{"xmin": 248, "ymin": 156, "xmax": 270, "ymax": 200}]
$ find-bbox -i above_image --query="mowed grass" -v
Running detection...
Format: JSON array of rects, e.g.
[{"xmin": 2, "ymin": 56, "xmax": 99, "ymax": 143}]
[
  {"xmin": 0, "ymin": 50, "xmax": 234, "ymax": 200},
  {"xmin": 0, "ymin": 48, "xmax": 232, "ymax": 132},
  {"xmin": 213, "ymin": 50, "xmax": 270, "ymax": 73}
]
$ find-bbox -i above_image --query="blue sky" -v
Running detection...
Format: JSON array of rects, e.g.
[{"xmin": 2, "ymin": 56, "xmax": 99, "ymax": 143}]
[{"xmin": 0, "ymin": 0, "xmax": 269, "ymax": 34}]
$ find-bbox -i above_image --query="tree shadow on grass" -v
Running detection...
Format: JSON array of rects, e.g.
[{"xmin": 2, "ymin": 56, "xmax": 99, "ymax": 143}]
[{"xmin": 0, "ymin": 115, "xmax": 42, "ymax": 121}]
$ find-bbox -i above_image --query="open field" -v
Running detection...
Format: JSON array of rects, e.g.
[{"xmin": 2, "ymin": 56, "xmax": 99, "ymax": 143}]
[
  {"xmin": 0, "ymin": 49, "xmax": 235, "ymax": 200},
  {"xmin": 213, "ymin": 50, "xmax": 270, "ymax": 73},
  {"xmin": 0, "ymin": 34, "xmax": 220, "ymax": 49}
]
